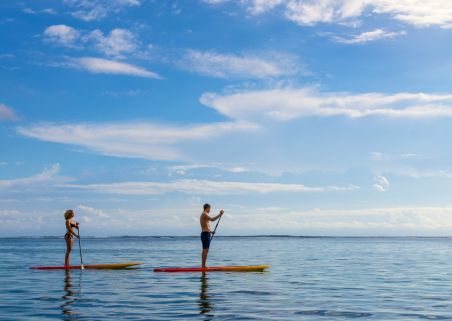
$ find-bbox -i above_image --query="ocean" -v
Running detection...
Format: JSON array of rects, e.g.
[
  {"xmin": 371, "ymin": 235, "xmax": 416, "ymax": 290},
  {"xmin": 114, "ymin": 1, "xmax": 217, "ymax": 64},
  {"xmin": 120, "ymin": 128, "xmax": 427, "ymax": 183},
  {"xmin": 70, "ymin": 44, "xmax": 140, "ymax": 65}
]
[{"xmin": 1, "ymin": 236, "xmax": 451, "ymax": 320}]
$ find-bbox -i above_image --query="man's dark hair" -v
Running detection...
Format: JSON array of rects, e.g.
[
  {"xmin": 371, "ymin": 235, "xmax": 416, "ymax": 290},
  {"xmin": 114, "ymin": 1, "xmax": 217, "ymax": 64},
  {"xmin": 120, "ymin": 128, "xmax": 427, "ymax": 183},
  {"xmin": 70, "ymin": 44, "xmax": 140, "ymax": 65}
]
[{"xmin": 203, "ymin": 203, "xmax": 211, "ymax": 210}]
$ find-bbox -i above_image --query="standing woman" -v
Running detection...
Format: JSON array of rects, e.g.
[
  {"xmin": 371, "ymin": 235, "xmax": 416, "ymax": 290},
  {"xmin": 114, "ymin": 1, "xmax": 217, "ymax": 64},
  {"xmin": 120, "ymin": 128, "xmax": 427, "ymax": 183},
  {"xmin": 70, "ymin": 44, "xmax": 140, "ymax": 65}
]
[{"xmin": 64, "ymin": 210, "xmax": 79, "ymax": 267}]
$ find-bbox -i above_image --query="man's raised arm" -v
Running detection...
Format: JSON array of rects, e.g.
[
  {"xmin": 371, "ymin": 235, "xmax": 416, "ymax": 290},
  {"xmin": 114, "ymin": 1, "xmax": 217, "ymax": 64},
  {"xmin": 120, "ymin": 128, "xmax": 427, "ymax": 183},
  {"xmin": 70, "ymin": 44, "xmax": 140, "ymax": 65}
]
[{"xmin": 209, "ymin": 210, "xmax": 224, "ymax": 221}]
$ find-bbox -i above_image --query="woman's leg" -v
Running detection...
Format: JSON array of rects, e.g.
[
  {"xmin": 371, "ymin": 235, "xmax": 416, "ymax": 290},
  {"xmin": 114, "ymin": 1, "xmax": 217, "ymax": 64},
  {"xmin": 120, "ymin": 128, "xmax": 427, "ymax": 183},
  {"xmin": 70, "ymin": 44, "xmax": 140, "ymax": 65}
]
[{"xmin": 65, "ymin": 238, "xmax": 73, "ymax": 266}]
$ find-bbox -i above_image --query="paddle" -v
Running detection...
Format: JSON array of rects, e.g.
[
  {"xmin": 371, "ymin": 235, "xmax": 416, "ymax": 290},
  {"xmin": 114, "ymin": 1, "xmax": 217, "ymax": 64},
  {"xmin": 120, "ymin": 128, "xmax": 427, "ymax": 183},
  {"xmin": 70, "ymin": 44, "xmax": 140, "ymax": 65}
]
[
  {"xmin": 210, "ymin": 211, "xmax": 223, "ymax": 242},
  {"xmin": 76, "ymin": 226, "xmax": 84, "ymax": 270}
]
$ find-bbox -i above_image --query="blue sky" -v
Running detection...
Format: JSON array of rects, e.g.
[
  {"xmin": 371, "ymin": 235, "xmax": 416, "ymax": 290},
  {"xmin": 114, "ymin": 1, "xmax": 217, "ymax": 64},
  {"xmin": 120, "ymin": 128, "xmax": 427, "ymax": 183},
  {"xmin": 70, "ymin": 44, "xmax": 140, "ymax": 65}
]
[{"xmin": 2, "ymin": 0, "xmax": 452, "ymax": 236}]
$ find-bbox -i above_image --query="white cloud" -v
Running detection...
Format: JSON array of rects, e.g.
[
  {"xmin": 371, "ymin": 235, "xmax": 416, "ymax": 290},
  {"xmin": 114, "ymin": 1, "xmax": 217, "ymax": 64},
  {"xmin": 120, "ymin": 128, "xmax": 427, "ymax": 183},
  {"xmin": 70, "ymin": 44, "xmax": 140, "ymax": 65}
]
[
  {"xmin": 102, "ymin": 88, "xmax": 150, "ymax": 96},
  {"xmin": 246, "ymin": 0, "xmax": 285, "ymax": 14},
  {"xmin": 55, "ymin": 203, "xmax": 452, "ymax": 235},
  {"xmin": 43, "ymin": 8, "xmax": 58, "ymax": 14},
  {"xmin": 23, "ymin": 8, "xmax": 35, "ymax": 14},
  {"xmin": 0, "ymin": 54, "xmax": 14, "ymax": 59},
  {"xmin": 205, "ymin": 0, "xmax": 452, "ymax": 29},
  {"xmin": 285, "ymin": 0, "xmax": 452, "ymax": 28},
  {"xmin": 399, "ymin": 153, "xmax": 422, "ymax": 159},
  {"xmin": 332, "ymin": 29, "xmax": 406, "ymax": 44},
  {"xmin": 229, "ymin": 166, "xmax": 247, "ymax": 173},
  {"xmin": 23, "ymin": 7, "xmax": 57, "ymax": 15},
  {"xmin": 0, "ymin": 209, "xmax": 44, "ymax": 230},
  {"xmin": 202, "ymin": 0, "xmax": 229, "ymax": 4},
  {"xmin": 370, "ymin": 152, "xmax": 383, "ymax": 160},
  {"xmin": 73, "ymin": 57, "xmax": 160, "ymax": 78},
  {"xmin": 17, "ymin": 121, "xmax": 258, "ymax": 161},
  {"xmin": 43, "ymin": 25, "xmax": 138, "ymax": 58},
  {"xmin": 44, "ymin": 25, "xmax": 80, "ymax": 47},
  {"xmin": 0, "ymin": 103, "xmax": 18, "ymax": 121},
  {"xmin": 284, "ymin": 0, "xmax": 345, "ymax": 25},
  {"xmin": 227, "ymin": 205, "xmax": 452, "ymax": 234},
  {"xmin": 85, "ymin": 29, "xmax": 137, "ymax": 58},
  {"xmin": 200, "ymin": 87, "xmax": 452, "ymax": 121},
  {"xmin": 388, "ymin": 169, "xmax": 452, "ymax": 179},
  {"xmin": 64, "ymin": 0, "xmax": 142, "ymax": 21},
  {"xmin": 166, "ymin": 163, "xmax": 252, "ymax": 176},
  {"xmin": 370, "ymin": 152, "xmax": 425, "ymax": 162},
  {"xmin": 202, "ymin": 0, "xmax": 284, "ymax": 14},
  {"xmin": 0, "ymin": 164, "xmax": 71, "ymax": 189},
  {"xmin": 373, "ymin": 174, "xmax": 390, "ymax": 192},
  {"xmin": 78, "ymin": 205, "xmax": 109, "ymax": 218},
  {"xmin": 64, "ymin": 179, "xmax": 358, "ymax": 195},
  {"xmin": 3, "ymin": 203, "xmax": 452, "ymax": 235},
  {"xmin": 178, "ymin": 50, "xmax": 299, "ymax": 79}
]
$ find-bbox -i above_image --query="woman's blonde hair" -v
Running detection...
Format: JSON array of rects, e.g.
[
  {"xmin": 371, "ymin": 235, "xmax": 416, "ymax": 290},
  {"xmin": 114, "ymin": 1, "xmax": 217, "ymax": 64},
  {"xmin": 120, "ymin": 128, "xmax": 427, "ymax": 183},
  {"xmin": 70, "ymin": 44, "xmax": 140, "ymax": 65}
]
[{"xmin": 64, "ymin": 209, "xmax": 74, "ymax": 220}]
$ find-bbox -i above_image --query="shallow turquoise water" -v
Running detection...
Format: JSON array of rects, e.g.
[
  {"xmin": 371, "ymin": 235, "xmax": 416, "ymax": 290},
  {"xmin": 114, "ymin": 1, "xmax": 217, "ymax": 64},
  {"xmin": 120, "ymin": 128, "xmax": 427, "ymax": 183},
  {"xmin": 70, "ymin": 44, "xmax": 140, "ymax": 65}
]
[{"xmin": 1, "ymin": 236, "xmax": 452, "ymax": 320}]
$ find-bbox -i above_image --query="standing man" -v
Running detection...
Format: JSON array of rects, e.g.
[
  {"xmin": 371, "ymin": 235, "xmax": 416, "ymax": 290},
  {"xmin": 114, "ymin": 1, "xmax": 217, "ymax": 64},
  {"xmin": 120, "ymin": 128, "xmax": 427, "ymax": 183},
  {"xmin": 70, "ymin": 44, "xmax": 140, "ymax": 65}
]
[{"xmin": 200, "ymin": 203, "xmax": 224, "ymax": 268}]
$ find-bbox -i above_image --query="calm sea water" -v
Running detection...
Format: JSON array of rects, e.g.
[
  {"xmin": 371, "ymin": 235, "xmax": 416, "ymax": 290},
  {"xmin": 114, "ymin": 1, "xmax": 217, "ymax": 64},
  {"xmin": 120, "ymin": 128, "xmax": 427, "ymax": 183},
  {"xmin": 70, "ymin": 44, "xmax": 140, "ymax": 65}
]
[{"xmin": 1, "ymin": 236, "xmax": 452, "ymax": 320}]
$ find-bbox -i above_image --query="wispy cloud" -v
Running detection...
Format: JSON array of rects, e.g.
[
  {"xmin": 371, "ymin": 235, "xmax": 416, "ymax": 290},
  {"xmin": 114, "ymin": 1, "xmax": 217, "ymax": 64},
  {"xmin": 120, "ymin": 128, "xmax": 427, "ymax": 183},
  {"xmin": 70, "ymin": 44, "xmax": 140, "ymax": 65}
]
[
  {"xmin": 42, "ymin": 25, "xmax": 156, "ymax": 77},
  {"xmin": 64, "ymin": 179, "xmax": 358, "ymax": 195},
  {"xmin": 205, "ymin": 0, "xmax": 452, "ymax": 29},
  {"xmin": 0, "ymin": 103, "xmax": 19, "ymax": 121},
  {"xmin": 202, "ymin": 0, "xmax": 283, "ymax": 15},
  {"xmin": 78, "ymin": 205, "xmax": 109, "ymax": 223},
  {"xmin": 72, "ymin": 57, "xmax": 160, "ymax": 78},
  {"xmin": 386, "ymin": 169, "xmax": 452, "ymax": 179},
  {"xmin": 0, "ymin": 209, "xmax": 44, "ymax": 231},
  {"xmin": 0, "ymin": 164, "xmax": 71, "ymax": 190},
  {"xmin": 4, "ymin": 203, "xmax": 452, "ymax": 235},
  {"xmin": 167, "ymin": 163, "xmax": 251, "ymax": 175},
  {"xmin": 17, "ymin": 121, "xmax": 258, "ymax": 161},
  {"xmin": 102, "ymin": 88, "xmax": 150, "ymax": 96},
  {"xmin": 0, "ymin": 54, "xmax": 15, "ymax": 59},
  {"xmin": 370, "ymin": 152, "xmax": 425, "ymax": 162},
  {"xmin": 330, "ymin": 29, "xmax": 407, "ymax": 44},
  {"xmin": 85, "ymin": 29, "xmax": 137, "ymax": 58},
  {"xmin": 178, "ymin": 50, "xmax": 300, "ymax": 79},
  {"xmin": 201, "ymin": 87, "xmax": 452, "ymax": 121},
  {"xmin": 43, "ymin": 25, "xmax": 138, "ymax": 58},
  {"xmin": 23, "ymin": 7, "xmax": 57, "ymax": 15},
  {"xmin": 64, "ymin": 0, "xmax": 142, "ymax": 21},
  {"xmin": 226, "ymin": 205, "xmax": 452, "ymax": 234},
  {"xmin": 373, "ymin": 175, "xmax": 390, "ymax": 192}
]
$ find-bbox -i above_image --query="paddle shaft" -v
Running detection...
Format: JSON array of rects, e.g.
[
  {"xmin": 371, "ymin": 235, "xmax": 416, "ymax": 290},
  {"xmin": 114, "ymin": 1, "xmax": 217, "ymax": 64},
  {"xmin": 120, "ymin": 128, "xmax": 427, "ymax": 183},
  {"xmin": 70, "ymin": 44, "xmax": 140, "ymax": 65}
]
[
  {"xmin": 211, "ymin": 214, "xmax": 222, "ymax": 242},
  {"xmin": 77, "ymin": 227, "xmax": 84, "ymax": 269}
]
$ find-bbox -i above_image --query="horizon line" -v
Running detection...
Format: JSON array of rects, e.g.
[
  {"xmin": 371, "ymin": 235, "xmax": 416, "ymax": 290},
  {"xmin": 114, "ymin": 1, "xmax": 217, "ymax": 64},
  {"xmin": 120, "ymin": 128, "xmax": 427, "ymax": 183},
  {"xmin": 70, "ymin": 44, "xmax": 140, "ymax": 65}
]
[{"xmin": 1, "ymin": 235, "xmax": 452, "ymax": 239}]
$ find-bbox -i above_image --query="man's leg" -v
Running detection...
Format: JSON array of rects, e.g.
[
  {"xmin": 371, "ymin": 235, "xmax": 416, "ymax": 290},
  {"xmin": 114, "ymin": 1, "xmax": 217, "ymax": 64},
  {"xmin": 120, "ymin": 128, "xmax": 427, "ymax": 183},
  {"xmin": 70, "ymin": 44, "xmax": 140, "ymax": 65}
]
[{"xmin": 202, "ymin": 249, "xmax": 208, "ymax": 268}]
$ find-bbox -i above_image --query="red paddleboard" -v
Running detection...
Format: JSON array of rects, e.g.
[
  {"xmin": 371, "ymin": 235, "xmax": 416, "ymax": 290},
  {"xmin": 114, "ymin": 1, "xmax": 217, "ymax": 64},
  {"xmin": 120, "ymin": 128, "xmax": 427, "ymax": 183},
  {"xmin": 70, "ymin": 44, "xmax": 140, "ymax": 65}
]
[
  {"xmin": 31, "ymin": 262, "xmax": 143, "ymax": 270},
  {"xmin": 154, "ymin": 265, "xmax": 270, "ymax": 272}
]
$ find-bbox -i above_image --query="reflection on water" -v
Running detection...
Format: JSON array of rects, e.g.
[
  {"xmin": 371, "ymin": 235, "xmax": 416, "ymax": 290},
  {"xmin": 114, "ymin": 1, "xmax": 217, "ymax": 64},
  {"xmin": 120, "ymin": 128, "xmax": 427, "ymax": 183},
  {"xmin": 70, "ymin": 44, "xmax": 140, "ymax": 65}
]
[
  {"xmin": 198, "ymin": 273, "xmax": 214, "ymax": 320},
  {"xmin": 61, "ymin": 270, "xmax": 81, "ymax": 320}
]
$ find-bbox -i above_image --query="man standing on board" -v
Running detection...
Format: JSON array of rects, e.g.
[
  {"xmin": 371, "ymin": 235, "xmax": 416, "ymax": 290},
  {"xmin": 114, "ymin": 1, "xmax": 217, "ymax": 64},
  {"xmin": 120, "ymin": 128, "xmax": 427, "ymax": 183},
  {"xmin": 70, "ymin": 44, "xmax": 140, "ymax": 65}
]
[{"xmin": 200, "ymin": 203, "xmax": 224, "ymax": 268}]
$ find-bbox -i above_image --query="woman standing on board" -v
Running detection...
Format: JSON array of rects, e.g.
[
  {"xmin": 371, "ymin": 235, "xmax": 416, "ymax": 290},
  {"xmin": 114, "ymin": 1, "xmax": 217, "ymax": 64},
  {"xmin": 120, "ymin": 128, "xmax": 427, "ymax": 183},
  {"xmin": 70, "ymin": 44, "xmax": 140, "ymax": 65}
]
[{"xmin": 64, "ymin": 210, "xmax": 79, "ymax": 267}]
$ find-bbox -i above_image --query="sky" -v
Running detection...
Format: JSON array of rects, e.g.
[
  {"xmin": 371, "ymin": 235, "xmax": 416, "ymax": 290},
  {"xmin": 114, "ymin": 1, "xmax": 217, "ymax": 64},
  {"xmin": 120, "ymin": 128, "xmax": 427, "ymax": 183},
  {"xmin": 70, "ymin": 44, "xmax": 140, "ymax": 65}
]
[{"xmin": 2, "ymin": 0, "xmax": 452, "ymax": 236}]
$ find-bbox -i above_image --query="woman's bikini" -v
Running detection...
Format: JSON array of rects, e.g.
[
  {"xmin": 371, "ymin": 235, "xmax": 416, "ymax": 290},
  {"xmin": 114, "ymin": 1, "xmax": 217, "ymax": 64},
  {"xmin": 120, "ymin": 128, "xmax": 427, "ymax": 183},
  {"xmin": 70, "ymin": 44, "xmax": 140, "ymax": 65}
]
[{"xmin": 64, "ymin": 221, "xmax": 77, "ymax": 241}]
